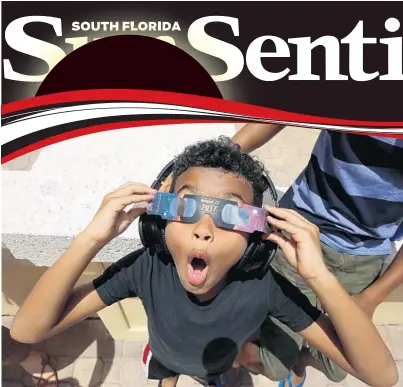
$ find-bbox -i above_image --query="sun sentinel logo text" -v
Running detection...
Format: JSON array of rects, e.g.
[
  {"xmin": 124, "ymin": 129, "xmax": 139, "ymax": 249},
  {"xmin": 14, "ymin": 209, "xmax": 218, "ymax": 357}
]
[{"xmin": 3, "ymin": 15, "xmax": 403, "ymax": 83}]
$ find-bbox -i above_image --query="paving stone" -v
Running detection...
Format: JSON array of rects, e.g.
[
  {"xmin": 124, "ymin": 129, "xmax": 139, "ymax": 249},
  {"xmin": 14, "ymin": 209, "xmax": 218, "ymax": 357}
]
[
  {"xmin": 79, "ymin": 340, "xmax": 100, "ymax": 358},
  {"xmin": 101, "ymin": 359, "xmax": 124, "ymax": 385},
  {"xmin": 119, "ymin": 359, "xmax": 143, "ymax": 387},
  {"xmin": 306, "ymin": 368, "xmax": 331, "ymax": 386},
  {"xmin": 257, "ymin": 374, "xmax": 277, "ymax": 387},
  {"xmin": 122, "ymin": 340, "xmax": 144, "ymax": 359},
  {"xmin": 45, "ymin": 319, "xmax": 117, "ymax": 359},
  {"xmin": 343, "ymin": 374, "xmax": 369, "ymax": 387},
  {"xmin": 176, "ymin": 375, "xmax": 200, "ymax": 386},
  {"xmin": 386, "ymin": 325, "xmax": 403, "ymax": 361},
  {"xmin": 249, "ymin": 125, "xmax": 320, "ymax": 187},
  {"xmin": 396, "ymin": 361, "xmax": 403, "ymax": 387},
  {"xmin": 21, "ymin": 371, "xmax": 35, "ymax": 387},
  {"xmin": 58, "ymin": 380, "xmax": 80, "ymax": 387},
  {"xmin": 377, "ymin": 325, "xmax": 395, "ymax": 354},
  {"xmin": 19, "ymin": 354, "xmax": 58, "ymax": 387},
  {"xmin": 56, "ymin": 357, "xmax": 76, "ymax": 380},
  {"xmin": 72, "ymin": 358, "xmax": 103, "ymax": 387},
  {"xmin": 2, "ymin": 365, "xmax": 23, "ymax": 381},
  {"xmin": 45, "ymin": 323, "xmax": 96, "ymax": 358},
  {"xmin": 98, "ymin": 339, "xmax": 124, "ymax": 359},
  {"xmin": 2, "ymin": 382, "xmax": 24, "ymax": 387}
]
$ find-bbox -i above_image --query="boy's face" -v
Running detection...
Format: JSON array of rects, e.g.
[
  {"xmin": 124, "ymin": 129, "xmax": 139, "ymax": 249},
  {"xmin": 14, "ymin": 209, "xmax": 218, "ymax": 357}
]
[{"xmin": 165, "ymin": 167, "xmax": 254, "ymax": 298}]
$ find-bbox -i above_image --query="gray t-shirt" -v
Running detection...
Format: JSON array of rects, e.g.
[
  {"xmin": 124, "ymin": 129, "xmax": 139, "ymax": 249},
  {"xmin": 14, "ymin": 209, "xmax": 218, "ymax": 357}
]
[{"xmin": 93, "ymin": 248, "xmax": 320, "ymax": 379}]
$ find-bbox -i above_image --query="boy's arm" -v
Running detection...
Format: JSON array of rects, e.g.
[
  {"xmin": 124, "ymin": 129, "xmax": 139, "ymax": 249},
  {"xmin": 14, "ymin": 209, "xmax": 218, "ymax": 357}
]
[
  {"xmin": 11, "ymin": 234, "xmax": 106, "ymax": 343},
  {"xmin": 11, "ymin": 182, "xmax": 156, "ymax": 344},
  {"xmin": 265, "ymin": 207, "xmax": 398, "ymax": 387},
  {"xmin": 299, "ymin": 275, "xmax": 397, "ymax": 386},
  {"xmin": 231, "ymin": 123, "xmax": 285, "ymax": 153},
  {"xmin": 352, "ymin": 245, "xmax": 403, "ymax": 317}
]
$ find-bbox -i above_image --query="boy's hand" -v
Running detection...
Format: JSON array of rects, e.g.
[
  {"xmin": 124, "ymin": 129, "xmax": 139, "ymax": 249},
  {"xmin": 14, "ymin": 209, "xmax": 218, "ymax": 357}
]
[
  {"xmin": 82, "ymin": 182, "xmax": 156, "ymax": 245},
  {"xmin": 264, "ymin": 206, "xmax": 329, "ymax": 282}
]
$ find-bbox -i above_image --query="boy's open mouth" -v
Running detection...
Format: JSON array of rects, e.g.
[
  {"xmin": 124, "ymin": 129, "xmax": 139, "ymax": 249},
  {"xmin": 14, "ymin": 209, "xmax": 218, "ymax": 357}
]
[{"xmin": 187, "ymin": 250, "xmax": 209, "ymax": 286}]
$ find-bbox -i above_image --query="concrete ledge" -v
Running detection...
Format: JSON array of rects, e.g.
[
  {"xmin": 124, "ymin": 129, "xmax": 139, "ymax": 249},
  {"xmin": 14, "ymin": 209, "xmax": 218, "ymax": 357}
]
[
  {"xmin": 2, "ymin": 123, "xmax": 236, "ymax": 266},
  {"xmin": 2, "ymin": 234, "xmax": 143, "ymax": 266}
]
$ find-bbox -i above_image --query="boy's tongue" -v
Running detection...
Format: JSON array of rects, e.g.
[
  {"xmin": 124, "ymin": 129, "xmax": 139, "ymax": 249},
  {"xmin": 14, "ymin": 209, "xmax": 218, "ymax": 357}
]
[{"xmin": 187, "ymin": 258, "xmax": 208, "ymax": 286}]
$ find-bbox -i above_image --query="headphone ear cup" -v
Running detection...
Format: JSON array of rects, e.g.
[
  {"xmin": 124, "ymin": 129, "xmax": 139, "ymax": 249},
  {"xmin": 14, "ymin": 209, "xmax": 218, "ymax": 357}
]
[
  {"xmin": 158, "ymin": 220, "xmax": 169, "ymax": 253},
  {"xmin": 235, "ymin": 242, "xmax": 256, "ymax": 272},
  {"xmin": 236, "ymin": 234, "xmax": 277, "ymax": 275},
  {"xmin": 237, "ymin": 169, "xmax": 278, "ymax": 275},
  {"xmin": 246, "ymin": 233, "xmax": 264, "ymax": 272},
  {"xmin": 138, "ymin": 157, "xmax": 176, "ymax": 254},
  {"xmin": 235, "ymin": 232, "xmax": 261, "ymax": 272},
  {"xmin": 138, "ymin": 213, "xmax": 152, "ymax": 248},
  {"xmin": 139, "ymin": 213, "xmax": 166, "ymax": 252},
  {"xmin": 260, "ymin": 240, "xmax": 278, "ymax": 274},
  {"xmin": 252, "ymin": 239, "xmax": 277, "ymax": 275}
]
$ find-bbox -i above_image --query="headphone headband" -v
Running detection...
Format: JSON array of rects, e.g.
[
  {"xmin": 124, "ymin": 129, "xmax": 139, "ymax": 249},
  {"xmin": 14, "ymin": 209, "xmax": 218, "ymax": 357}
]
[
  {"xmin": 139, "ymin": 156, "xmax": 278, "ymax": 276},
  {"xmin": 150, "ymin": 158, "xmax": 176, "ymax": 190},
  {"xmin": 262, "ymin": 169, "xmax": 278, "ymax": 205},
  {"xmin": 150, "ymin": 158, "xmax": 278, "ymax": 206}
]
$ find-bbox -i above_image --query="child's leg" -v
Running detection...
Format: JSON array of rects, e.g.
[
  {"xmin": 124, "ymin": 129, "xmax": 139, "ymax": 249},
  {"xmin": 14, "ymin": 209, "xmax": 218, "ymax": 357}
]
[
  {"xmin": 159, "ymin": 375, "xmax": 179, "ymax": 387},
  {"xmin": 218, "ymin": 323, "xmax": 299, "ymax": 387},
  {"xmin": 269, "ymin": 242, "xmax": 387, "ymax": 385},
  {"xmin": 239, "ymin": 318, "xmax": 303, "ymax": 381}
]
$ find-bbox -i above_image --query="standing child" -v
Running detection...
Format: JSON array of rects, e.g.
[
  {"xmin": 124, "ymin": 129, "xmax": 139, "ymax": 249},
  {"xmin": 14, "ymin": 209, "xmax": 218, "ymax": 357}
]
[{"xmin": 232, "ymin": 123, "xmax": 403, "ymax": 386}]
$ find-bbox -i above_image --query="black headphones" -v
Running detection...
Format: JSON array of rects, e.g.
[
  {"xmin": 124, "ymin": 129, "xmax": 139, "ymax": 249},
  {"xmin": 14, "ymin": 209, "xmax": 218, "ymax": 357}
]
[{"xmin": 138, "ymin": 159, "xmax": 279, "ymax": 276}]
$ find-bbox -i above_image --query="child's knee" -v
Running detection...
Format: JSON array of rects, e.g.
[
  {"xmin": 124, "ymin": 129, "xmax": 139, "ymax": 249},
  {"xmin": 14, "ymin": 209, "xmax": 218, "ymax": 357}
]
[
  {"xmin": 236, "ymin": 341, "xmax": 261, "ymax": 372},
  {"xmin": 261, "ymin": 366, "xmax": 290, "ymax": 382},
  {"xmin": 311, "ymin": 349, "xmax": 347, "ymax": 383},
  {"xmin": 239, "ymin": 341, "xmax": 292, "ymax": 381},
  {"xmin": 323, "ymin": 366, "xmax": 348, "ymax": 383}
]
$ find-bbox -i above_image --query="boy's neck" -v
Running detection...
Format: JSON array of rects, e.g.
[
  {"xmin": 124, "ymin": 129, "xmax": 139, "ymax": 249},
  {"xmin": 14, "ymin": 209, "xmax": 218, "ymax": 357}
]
[{"xmin": 192, "ymin": 276, "xmax": 228, "ymax": 303}]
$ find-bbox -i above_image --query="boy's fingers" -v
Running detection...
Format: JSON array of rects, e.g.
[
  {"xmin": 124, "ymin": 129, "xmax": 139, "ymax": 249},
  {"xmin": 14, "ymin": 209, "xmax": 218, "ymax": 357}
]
[
  {"xmin": 270, "ymin": 207, "xmax": 320, "ymax": 235},
  {"xmin": 113, "ymin": 181, "xmax": 136, "ymax": 191},
  {"xmin": 126, "ymin": 206, "xmax": 147, "ymax": 221},
  {"xmin": 264, "ymin": 206, "xmax": 310, "ymax": 229},
  {"xmin": 108, "ymin": 183, "xmax": 157, "ymax": 199},
  {"xmin": 108, "ymin": 194, "xmax": 155, "ymax": 211},
  {"xmin": 286, "ymin": 209, "xmax": 312, "ymax": 225},
  {"xmin": 267, "ymin": 216, "xmax": 301, "ymax": 236},
  {"xmin": 265, "ymin": 232, "xmax": 291, "ymax": 250},
  {"xmin": 109, "ymin": 181, "xmax": 142, "ymax": 195}
]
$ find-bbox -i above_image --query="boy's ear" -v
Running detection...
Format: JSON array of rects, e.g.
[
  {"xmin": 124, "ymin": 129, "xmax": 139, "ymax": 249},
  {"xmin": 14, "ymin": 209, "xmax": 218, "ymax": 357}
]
[{"xmin": 159, "ymin": 173, "xmax": 173, "ymax": 193}]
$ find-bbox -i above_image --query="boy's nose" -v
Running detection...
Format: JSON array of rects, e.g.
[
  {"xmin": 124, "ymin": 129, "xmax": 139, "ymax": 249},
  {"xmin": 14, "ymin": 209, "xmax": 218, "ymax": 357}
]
[{"xmin": 192, "ymin": 215, "xmax": 215, "ymax": 242}]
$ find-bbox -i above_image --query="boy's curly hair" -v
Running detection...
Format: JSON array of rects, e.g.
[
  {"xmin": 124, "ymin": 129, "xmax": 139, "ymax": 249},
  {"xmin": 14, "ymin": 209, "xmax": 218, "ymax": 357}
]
[{"xmin": 171, "ymin": 136, "xmax": 269, "ymax": 206}]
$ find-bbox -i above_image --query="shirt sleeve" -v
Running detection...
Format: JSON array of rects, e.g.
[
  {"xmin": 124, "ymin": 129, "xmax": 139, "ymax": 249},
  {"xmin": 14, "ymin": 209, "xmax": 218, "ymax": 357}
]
[
  {"xmin": 92, "ymin": 247, "xmax": 149, "ymax": 306},
  {"xmin": 268, "ymin": 269, "xmax": 322, "ymax": 332}
]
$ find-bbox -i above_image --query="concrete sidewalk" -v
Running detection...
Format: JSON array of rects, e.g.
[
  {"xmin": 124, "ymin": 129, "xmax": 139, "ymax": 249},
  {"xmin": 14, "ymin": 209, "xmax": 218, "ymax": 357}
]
[{"xmin": 2, "ymin": 318, "xmax": 403, "ymax": 387}]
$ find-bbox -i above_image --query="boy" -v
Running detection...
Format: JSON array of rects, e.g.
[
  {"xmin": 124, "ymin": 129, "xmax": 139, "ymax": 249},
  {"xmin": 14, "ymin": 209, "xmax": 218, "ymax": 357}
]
[
  {"xmin": 11, "ymin": 137, "xmax": 397, "ymax": 387},
  {"xmin": 232, "ymin": 123, "xmax": 403, "ymax": 386}
]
